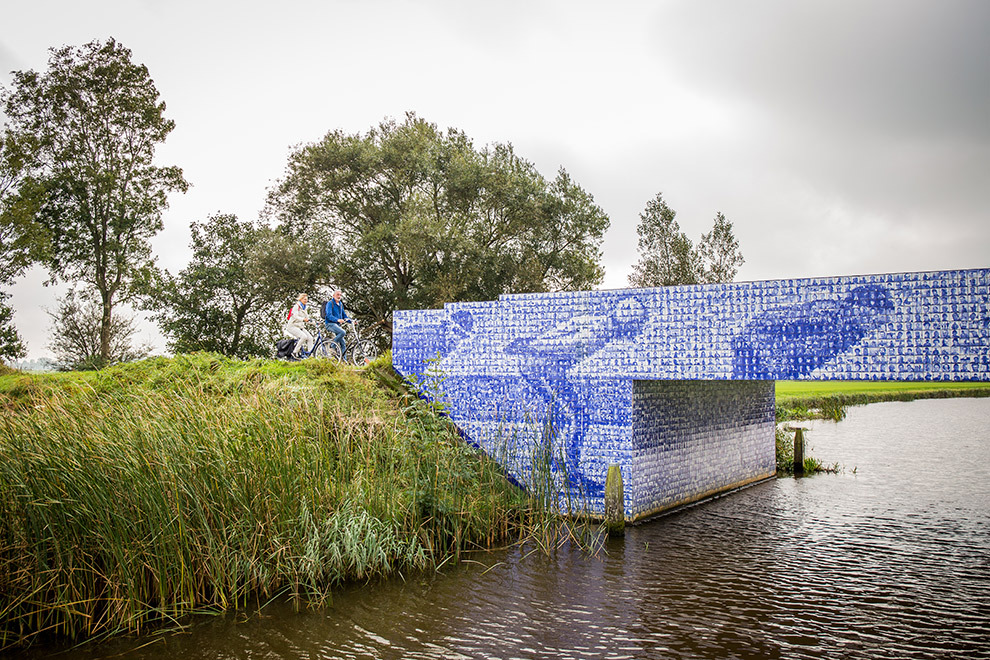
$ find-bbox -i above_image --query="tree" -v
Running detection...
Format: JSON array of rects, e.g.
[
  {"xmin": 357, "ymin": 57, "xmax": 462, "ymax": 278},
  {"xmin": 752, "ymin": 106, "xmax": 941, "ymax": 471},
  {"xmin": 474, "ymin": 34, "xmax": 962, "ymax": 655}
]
[
  {"xmin": 143, "ymin": 214, "xmax": 302, "ymax": 359},
  {"xmin": 698, "ymin": 211, "xmax": 744, "ymax": 284},
  {"xmin": 0, "ymin": 131, "xmax": 48, "ymax": 285},
  {"xmin": 0, "ymin": 296, "xmax": 27, "ymax": 362},
  {"xmin": 628, "ymin": 193, "xmax": 744, "ymax": 287},
  {"xmin": 628, "ymin": 193, "xmax": 698, "ymax": 287},
  {"xmin": 48, "ymin": 289, "xmax": 151, "ymax": 371},
  {"xmin": 265, "ymin": 113, "xmax": 609, "ymax": 341},
  {"xmin": 1, "ymin": 38, "xmax": 188, "ymax": 366},
  {"xmin": 1, "ymin": 131, "xmax": 48, "ymax": 361}
]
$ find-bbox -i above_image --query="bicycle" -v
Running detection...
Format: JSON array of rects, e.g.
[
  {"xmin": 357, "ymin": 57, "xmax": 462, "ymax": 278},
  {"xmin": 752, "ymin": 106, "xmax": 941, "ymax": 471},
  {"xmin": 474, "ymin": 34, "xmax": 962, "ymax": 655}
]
[
  {"xmin": 284, "ymin": 319, "xmax": 377, "ymax": 366},
  {"xmin": 333, "ymin": 319, "xmax": 378, "ymax": 365},
  {"xmin": 287, "ymin": 323, "xmax": 339, "ymax": 361}
]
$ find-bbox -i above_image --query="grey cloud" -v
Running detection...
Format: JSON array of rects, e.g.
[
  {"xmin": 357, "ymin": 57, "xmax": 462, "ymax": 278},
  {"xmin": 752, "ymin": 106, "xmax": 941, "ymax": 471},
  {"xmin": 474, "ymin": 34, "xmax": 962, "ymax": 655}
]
[
  {"xmin": 650, "ymin": 0, "xmax": 990, "ymax": 143},
  {"xmin": 0, "ymin": 41, "xmax": 27, "ymax": 85},
  {"xmin": 631, "ymin": 0, "xmax": 990, "ymax": 274}
]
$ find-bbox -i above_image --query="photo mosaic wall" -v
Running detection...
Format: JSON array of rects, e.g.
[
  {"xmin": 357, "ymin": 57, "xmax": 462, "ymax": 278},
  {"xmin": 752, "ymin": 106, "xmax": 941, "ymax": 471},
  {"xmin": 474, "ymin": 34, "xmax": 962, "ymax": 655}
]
[{"xmin": 392, "ymin": 268, "xmax": 990, "ymax": 519}]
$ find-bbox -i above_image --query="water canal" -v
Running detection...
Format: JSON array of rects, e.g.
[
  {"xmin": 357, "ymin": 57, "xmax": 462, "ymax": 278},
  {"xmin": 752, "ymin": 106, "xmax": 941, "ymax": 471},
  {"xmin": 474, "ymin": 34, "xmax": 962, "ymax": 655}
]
[{"xmin": 22, "ymin": 397, "xmax": 990, "ymax": 659}]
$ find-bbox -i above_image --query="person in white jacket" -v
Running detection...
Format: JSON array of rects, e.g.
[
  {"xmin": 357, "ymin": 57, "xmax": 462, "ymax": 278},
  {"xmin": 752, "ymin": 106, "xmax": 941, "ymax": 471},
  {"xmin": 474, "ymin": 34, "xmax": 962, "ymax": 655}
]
[{"xmin": 284, "ymin": 293, "xmax": 314, "ymax": 360}]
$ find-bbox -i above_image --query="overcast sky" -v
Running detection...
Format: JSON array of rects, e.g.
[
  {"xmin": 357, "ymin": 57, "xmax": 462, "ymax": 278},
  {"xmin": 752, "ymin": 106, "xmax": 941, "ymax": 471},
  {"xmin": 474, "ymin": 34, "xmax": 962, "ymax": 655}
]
[{"xmin": 3, "ymin": 0, "xmax": 989, "ymax": 361}]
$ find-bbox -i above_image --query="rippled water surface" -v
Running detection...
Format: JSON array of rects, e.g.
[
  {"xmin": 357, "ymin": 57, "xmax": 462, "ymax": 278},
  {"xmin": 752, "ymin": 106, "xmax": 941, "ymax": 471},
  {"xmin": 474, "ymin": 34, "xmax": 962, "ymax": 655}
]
[{"xmin": 29, "ymin": 398, "xmax": 990, "ymax": 659}]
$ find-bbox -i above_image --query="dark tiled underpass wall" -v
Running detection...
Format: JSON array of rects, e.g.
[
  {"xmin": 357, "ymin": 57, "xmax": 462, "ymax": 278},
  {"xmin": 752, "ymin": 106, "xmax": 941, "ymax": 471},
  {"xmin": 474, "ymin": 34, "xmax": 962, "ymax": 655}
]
[{"xmin": 630, "ymin": 380, "xmax": 776, "ymax": 520}]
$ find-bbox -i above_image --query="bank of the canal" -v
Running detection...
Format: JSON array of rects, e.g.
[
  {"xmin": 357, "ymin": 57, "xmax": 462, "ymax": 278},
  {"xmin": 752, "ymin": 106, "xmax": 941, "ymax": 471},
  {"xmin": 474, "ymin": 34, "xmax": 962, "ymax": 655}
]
[
  {"xmin": 3, "ymin": 354, "xmax": 988, "ymax": 653},
  {"xmin": 774, "ymin": 380, "xmax": 990, "ymax": 474},
  {"xmin": 775, "ymin": 379, "xmax": 990, "ymax": 421},
  {"xmin": 17, "ymin": 397, "xmax": 990, "ymax": 660},
  {"xmin": 0, "ymin": 353, "xmax": 552, "ymax": 650}
]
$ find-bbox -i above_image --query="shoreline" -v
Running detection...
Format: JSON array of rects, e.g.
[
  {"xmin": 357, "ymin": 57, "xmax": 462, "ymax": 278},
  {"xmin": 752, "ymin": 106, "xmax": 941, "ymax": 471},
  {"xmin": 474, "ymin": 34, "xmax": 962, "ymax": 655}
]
[{"xmin": 775, "ymin": 381, "xmax": 990, "ymax": 422}]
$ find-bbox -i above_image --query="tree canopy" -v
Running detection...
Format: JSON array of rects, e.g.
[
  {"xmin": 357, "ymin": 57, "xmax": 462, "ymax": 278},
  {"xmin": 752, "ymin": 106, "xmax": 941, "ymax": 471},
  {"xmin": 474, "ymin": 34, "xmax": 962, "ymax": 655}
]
[
  {"xmin": 0, "ymin": 127, "xmax": 48, "ymax": 361},
  {"xmin": 628, "ymin": 192, "xmax": 744, "ymax": 287},
  {"xmin": 0, "ymin": 131, "xmax": 47, "ymax": 287},
  {"xmin": 0, "ymin": 300, "xmax": 26, "ymax": 362},
  {"xmin": 698, "ymin": 211, "xmax": 745, "ymax": 284},
  {"xmin": 47, "ymin": 289, "xmax": 151, "ymax": 371},
  {"xmin": 265, "ymin": 113, "xmax": 609, "ymax": 339},
  {"xmin": 1, "ymin": 38, "xmax": 187, "ymax": 366},
  {"xmin": 142, "ymin": 214, "xmax": 300, "ymax": 359}
]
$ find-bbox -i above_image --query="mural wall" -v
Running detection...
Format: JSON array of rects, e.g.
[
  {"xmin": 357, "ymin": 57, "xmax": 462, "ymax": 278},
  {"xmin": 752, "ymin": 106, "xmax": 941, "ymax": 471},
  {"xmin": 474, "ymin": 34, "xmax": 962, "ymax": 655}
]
[{"xmin": 392, "ymin": 268, "xmax": 990, "ymax": 519}]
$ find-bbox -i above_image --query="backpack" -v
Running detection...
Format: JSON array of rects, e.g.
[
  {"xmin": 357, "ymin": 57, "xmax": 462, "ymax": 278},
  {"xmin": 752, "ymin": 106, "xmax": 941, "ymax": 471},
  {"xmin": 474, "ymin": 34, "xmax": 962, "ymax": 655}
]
[
  {"xmin": 322, "ymin": 300, "xmax": 331, "ymax": 321},
  {"xmin": 275, "ymin": 338, "xmax": 297, "ymax": 359}
]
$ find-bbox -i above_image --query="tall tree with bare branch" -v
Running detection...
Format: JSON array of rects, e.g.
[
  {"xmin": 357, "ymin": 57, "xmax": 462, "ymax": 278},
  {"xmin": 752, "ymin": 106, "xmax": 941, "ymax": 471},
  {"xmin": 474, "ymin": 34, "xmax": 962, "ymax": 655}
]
[{"xmin": 2, "ymin": 39, "xmax": 187, "ymax": 367}]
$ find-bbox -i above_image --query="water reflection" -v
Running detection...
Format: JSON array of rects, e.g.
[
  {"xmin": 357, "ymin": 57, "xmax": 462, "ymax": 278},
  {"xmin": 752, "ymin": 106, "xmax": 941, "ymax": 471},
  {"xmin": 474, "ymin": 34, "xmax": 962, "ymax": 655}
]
[{"xmin": 20, "ymin": 398, "xmax": 990, "ymax": 659}]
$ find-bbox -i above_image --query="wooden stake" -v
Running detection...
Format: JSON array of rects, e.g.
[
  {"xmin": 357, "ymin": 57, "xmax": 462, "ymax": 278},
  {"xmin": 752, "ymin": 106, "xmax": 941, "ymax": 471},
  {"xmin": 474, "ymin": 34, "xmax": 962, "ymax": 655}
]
[
  {"xmin": 793, "ymin": 427, "xmax": 806, "ymax": 476},
  {"xmin": 605, "ymin": 464, "xmax": 625, "ymax": 536}
]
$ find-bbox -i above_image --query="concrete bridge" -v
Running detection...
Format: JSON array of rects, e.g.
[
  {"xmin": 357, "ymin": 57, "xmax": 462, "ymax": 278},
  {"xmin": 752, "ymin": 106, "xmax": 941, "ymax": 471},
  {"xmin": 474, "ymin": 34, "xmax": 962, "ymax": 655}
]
[{"xmin": 392, "ymin": 268, "xmax": 990, "ymax": 521}]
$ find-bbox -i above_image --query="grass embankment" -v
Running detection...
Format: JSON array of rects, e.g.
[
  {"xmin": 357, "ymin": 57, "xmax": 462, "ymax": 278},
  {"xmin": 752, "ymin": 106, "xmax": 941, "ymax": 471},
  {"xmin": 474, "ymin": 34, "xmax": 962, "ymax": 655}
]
[
  {"xmin": 773, "ymin": 380, "xmax": 990, "ymax": 475},
  {"xmin": 775, "ymin": 380, "xmax": 990, "ymax": 422},
  {"xmin": 0, "ymin": 353, "xmax": 546, "ymax": 649}
]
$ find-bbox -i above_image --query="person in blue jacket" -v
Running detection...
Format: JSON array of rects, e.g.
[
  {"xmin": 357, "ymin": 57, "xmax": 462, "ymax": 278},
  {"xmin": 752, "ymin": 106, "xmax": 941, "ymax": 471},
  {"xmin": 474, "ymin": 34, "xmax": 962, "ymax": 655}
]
[{"xmin": 323, "ymin": 288, "xmax": 351, "ymax": 358}]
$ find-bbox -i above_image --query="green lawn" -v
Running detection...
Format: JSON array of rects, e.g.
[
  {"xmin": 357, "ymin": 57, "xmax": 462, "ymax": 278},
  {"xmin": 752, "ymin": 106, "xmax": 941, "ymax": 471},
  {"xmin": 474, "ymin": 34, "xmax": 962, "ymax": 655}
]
[
  {"xmin": 774, "ymin": 380, "xmax": 990, "ymax": 421},
  {"xmin": 775, "ymin": 380, "xmax": 990, "ymax": 402}
]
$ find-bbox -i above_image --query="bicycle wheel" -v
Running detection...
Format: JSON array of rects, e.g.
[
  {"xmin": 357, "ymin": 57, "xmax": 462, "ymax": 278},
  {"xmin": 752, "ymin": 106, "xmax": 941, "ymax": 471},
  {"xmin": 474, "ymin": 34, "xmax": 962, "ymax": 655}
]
[
  {"xmin": 350, "ymin": 340, "xmax": 378, "ymax": 366},
  {"xmin": 316, "ymin": 340, "xmax": 341, "ymax": 361},
  {"xmin": 361, "ymin": 340, "xmax": 379, "ymax": 363}
]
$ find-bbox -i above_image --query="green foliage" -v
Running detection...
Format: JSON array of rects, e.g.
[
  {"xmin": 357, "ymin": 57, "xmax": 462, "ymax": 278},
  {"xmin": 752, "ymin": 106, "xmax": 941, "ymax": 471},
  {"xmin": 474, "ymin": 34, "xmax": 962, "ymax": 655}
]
[
  {"xmin": 628, "ymin": 193, "xmax": 697, "ymax": 287},
  {"xmin": 805, "ymin": 456, "xmax": 840, "ymax": 474},
  {"xmin": 698, "ymin": 211, "xmax": 745, "ymax": 283},
  {"xmin": 777, "ymin": 382, "xmax": 990, "ymax": 437},
  {"xmin": 244, "ymin": 222, "xmax": 334, "ymax": 301},
  {"xmin": 0, "ymin": 132, "xmax": 48, "ymax": 286},
  {"xmin": 0, "ymin": 296, "xmax": 26, "ymax": 362},
  {"xmin": 775, "ymin": 383, "xmax": 990, "ymax": 423},
  {"xmin": 776, "ymin": 400, "xmax": 848, "ymax": 423},
  {"xmin": 141, "ymin": 214, "xmax": 286, "ymax": 359},
  {"xmin": 0, "ymin": 353, "xmax": 531, "ymax": 647},
  {"xmin": 774, "ymin": 426, "xmax": 839, "ymax": 475},
  {"xmin": 0, "ymin": 132, "xmax": 47, "ymax": 361},
  {"xmin": 266, "ymin": 113, "xmax": 609, "ymax": 343},
  {"xmin": 1, "ymin": 38, "xmax": 188, "ymax": 363},
  {"xmin": 46, "ymin": 289, "xmax": 151, "ymax": 370},
  {"xmin": 777, "ymin": 379, "xmax": 990, "ymax": 402},
  {"xmin": 628, "ymin": 193, "xmax": 744, "ymax": 287},
  {"xmin": 775, "ymin": 426, "xmax": 795, "ymax": 473}
]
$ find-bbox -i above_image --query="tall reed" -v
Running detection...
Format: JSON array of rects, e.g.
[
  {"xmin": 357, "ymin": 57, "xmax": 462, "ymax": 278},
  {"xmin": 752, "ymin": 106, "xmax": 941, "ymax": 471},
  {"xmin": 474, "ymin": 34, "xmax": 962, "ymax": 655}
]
[
  {"xmin": 0, "ymin": 353, "xmax": 527, "ymax": 648},
  {"xmin": 404, "ymin": 355, "xmax": 605, "ymax": 555}
]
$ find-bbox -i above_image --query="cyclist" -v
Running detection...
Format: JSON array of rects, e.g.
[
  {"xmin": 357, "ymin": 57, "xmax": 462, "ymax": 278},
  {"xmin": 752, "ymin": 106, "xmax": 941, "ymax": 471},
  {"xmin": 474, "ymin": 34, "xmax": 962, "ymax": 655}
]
[
  {"xmin": 284, "ymin": 293, "xmax": 314, "ymax": 360},
  {"xmin": 323, "ymin": 288, "xmax": 351, "ymax": 359}
]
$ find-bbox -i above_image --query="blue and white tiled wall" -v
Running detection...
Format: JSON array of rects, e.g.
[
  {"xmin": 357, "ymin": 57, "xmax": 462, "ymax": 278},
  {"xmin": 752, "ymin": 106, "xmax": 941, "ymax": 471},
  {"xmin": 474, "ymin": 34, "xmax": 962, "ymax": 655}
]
[{"xmin": 392, "ymin": 268, "xmax": 990, "ymax": 519}]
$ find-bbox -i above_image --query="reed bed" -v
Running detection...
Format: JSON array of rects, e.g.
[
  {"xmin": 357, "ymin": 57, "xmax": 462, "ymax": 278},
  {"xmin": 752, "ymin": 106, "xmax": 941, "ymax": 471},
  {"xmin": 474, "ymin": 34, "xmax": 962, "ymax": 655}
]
[{"xmin": 0, "ymin": 353, "xmax": 531, "ymax": 649}]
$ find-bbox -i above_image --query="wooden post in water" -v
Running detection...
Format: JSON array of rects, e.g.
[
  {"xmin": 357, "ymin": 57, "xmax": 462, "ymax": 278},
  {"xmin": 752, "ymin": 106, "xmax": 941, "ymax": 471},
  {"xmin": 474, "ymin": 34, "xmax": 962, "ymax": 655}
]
[
  {"xmin": 605, "ymin": 464, "xmax": 625, "ymax": 536},
  {"xmin": 793, "ymin": 427, "xmax": 806, "ymax": 476}
]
